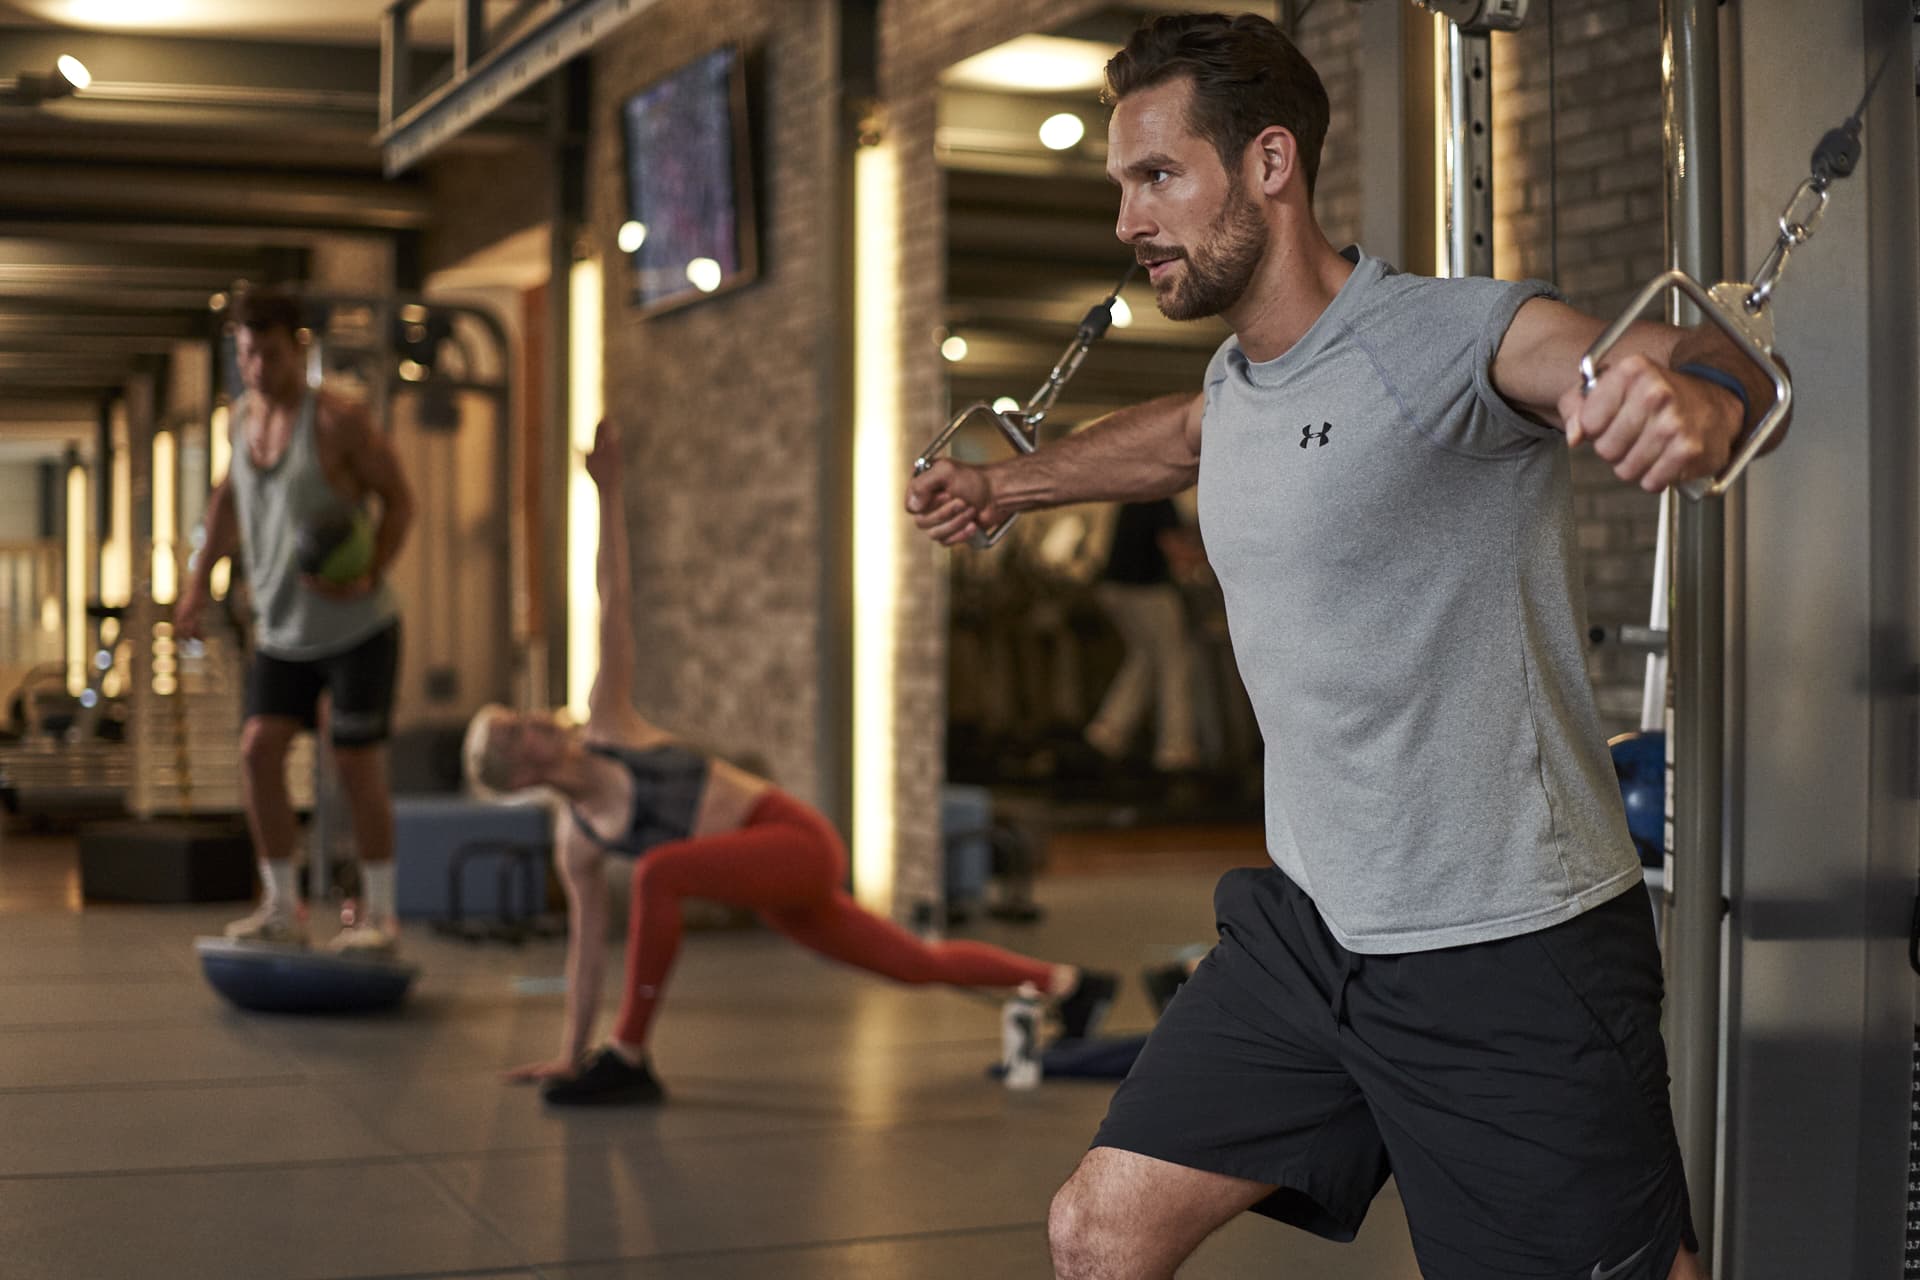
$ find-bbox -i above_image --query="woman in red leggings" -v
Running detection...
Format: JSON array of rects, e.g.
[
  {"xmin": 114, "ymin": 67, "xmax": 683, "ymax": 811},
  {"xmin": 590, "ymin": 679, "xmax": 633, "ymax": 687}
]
[{"xmin": 464, "ymin": 420, "xmax": 1116, "ymax": 1105}]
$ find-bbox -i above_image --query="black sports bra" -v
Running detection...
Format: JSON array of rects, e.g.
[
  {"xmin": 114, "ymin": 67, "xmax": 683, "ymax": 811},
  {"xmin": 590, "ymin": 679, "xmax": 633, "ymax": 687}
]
[{"xmin": 567, "ymin": 741, "xmax": 710, "ymax": 857}]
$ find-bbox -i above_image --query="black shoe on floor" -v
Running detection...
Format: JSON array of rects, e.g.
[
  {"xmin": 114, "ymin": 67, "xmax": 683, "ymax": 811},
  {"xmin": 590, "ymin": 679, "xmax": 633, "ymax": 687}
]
[
  {"xmin": 541, "ymin": 1049, "xmax": 666, "ymax": 1106},
  {"xmin": 1054, "ymin": 970, "xmax": 1119, "ymax": 1041}
]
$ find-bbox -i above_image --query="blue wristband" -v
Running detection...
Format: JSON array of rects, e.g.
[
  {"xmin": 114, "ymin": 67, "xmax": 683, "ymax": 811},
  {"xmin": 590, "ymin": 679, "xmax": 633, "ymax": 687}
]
[{"xmin": 1673, "ymin": 361, "xmax": 1752, "ymax": 423}]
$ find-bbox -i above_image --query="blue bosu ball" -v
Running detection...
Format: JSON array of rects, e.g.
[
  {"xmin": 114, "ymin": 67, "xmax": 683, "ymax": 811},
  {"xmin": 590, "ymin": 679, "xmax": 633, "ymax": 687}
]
[{"xmin": 196, "ymin": 937, "xmax": 418, "ymax": 1014}]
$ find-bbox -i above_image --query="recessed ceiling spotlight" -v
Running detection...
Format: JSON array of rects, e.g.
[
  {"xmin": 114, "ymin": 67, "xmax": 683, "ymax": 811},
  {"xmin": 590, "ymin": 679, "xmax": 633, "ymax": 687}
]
[{"xmin": 1038, "ymin": 112, "xmax": 1085, "ymax": 151}]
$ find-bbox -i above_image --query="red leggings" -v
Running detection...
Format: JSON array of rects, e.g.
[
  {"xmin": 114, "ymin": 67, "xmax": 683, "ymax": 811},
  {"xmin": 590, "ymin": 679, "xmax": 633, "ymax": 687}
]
[{"xmin": 611, "ymin": 790, "xmax": 1055, "ymax": 1048}]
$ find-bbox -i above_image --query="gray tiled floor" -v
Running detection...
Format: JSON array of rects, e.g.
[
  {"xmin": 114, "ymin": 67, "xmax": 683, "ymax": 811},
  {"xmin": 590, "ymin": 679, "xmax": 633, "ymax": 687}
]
[{"xmin": 0, "ymin": 835, "xmax": 1421, "ymax": 1278}]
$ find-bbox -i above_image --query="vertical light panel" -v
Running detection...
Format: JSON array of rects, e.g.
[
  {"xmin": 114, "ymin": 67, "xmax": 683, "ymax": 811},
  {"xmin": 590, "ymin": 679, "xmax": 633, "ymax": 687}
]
[
  {"xmin": 851, "ymin": 138, "xmax": 900, "ymax": 915},
  {"xmin": 207, "ymin": 404, "xmax": 231, "ymax": 599},
  {"xmin": 64, "ymin": 463, "xmax": 87, "ymax": 695},
  {"xmin": 102, "ymin": 402, "xmax": 131, "ymax": 607},
  {"xmin": 151, "ymin": 429, "xmax": 176, "ymax": 604},
  {"xmin": 566, "ymin": 256, "xmax": 604, "ymax": 720},
  {"xmin": 1432, "ymin": 13, "xmax": 1454, "ymax": 277},
  {"xmin": 208, "ymin": 404, "xmax": 232, "ymax": 486}
]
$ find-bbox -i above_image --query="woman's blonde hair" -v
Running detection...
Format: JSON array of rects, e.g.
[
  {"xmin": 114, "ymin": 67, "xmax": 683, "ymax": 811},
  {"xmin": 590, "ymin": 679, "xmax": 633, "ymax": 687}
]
[{"xmin": 461, "ymin": 704, "xmax": 523, "ymax": 798}]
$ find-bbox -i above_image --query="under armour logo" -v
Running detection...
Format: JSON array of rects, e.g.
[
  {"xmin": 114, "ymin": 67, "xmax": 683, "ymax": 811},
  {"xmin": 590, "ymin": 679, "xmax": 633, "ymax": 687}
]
[{"xmin": 1300, "ymin": 422, "xmax": 1333, "ymax": 449}]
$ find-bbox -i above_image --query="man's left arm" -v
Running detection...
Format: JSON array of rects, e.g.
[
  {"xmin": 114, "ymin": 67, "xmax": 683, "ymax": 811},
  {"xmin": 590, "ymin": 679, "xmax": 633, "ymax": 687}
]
[
  {"xmin": 1490, "ymin": 297, "xmax": 1787, "ymax": 493},
  {"xmin": 329, "ymin": 397, "xmax": 414, "ymax": 586}
]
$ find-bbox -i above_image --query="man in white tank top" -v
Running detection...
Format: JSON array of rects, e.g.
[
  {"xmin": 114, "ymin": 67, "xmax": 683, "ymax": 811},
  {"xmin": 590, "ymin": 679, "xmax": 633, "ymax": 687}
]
[{"xmin": 176, "ymin": 290, "xmax": 414, "ymax": 953}]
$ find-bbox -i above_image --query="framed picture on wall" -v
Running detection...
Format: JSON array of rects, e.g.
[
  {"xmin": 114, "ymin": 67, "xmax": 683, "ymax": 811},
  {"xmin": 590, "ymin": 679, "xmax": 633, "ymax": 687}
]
[{"xmin": 619, "ymin": 44, "xmax": 760, "ymax": 317}]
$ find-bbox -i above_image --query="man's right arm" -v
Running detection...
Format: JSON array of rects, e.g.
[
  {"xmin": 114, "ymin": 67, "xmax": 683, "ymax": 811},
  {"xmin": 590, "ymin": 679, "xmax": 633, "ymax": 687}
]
[
  {"xmin": 907, "ymin": 391, "xmax": 1203, "ymax": 547},
  {"xmin": 175, "ymin": 479, "xmax": 238, "ymax": 637}
]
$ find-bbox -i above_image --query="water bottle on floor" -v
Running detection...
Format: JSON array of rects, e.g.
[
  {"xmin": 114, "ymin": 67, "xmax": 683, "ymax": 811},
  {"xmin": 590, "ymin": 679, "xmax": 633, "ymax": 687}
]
[{"xmin": 1001, "ymin": 986, "xmax": 1042, "ymax": 1090}]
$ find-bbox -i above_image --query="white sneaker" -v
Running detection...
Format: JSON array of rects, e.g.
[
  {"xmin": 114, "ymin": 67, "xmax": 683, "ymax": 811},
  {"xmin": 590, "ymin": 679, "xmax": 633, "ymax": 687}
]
[
  {"xmin": 224, "ymin": 903, "xmax": 310, "ymax": 947},
  {"xmin": 326, "ymin": 921, "xmax": 399, "ymax": 957}
]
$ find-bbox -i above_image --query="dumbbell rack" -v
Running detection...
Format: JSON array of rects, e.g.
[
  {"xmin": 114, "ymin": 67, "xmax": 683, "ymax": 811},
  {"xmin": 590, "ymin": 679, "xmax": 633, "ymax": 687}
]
[{"xmin": 128, "ymin": 599, "xmax": 312, "ymax": 819}]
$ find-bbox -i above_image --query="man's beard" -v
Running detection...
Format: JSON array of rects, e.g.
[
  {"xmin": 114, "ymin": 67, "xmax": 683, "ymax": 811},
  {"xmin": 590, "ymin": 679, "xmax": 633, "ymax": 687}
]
[{"xmin": 1149, "ymin": 186, "xmax": 1268, "ymax": 322}]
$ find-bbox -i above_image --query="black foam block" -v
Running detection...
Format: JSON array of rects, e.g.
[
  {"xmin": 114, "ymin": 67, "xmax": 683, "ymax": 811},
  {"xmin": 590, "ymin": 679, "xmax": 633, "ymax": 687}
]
[{"xmin": 78, "ymin": 817, "xmax": 257, "ymax": 903}]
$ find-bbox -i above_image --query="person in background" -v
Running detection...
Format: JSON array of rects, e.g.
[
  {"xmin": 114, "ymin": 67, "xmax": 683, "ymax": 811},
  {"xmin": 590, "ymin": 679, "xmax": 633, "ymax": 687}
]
[
  {"xmin": 465, "ymin": 418, "xmax": 1118, "ymax": 1105},
  {"xmin": 176, "ymin": 288, "xmax": 413, "ymax": 953}
]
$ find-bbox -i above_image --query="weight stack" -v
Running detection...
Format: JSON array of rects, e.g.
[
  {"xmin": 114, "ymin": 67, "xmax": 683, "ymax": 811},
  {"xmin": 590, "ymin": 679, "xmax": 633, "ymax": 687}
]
[{"xmin": 1907, "ymin": 1026, "xmax": 1919, "ymax": 1277}]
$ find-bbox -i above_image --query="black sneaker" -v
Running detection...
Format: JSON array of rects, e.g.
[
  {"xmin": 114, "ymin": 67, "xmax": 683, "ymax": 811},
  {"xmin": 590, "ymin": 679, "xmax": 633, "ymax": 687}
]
[
  {"xmin": 541, "ymin": 1049, "xmax": 666, "ymax": 1106},
  {"xmin": 1053, "ymin": 970, "xmax": 1118, "ymax": 1041}
]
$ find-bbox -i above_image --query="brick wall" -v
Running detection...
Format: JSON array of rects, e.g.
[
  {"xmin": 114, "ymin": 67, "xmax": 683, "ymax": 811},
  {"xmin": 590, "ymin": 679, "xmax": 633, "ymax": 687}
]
[
  {"xmin": 878, "ymin": 0, "xmax": 1118, "ymax": 918},
  {"xmin": 1493, "ymin": 0, "xmax": 1667, "ymax": 731},
  {"xmin": 1290, "ymin": 3, "xmax": 1363, "ymax": 247},
  {"xmin": 588, "ymin": 0, "xmax": 838, "ymax": 802}
]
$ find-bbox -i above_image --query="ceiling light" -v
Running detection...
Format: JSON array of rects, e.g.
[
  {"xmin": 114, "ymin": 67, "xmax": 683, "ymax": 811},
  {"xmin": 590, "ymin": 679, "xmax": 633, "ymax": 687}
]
[
  {"xmin": 55, "ymin": 56, "xmax": 90, "ymax": 93},
  {"xmin": 617, "ymin": 221, "xmax": 648, "ymax": 253},
  {"xmin": 941, "ymin": 335, "xmax": 969, "ymax": 362},
  {"xmin": 1109, "ymin": 296, "xmax": 1133, "ymax": 328},
  {"xmin": 3, "ymin": 54, "xmax": 92, "ymax": 106},
  {"xmin": 992, "ymin": 397, "xmax": 1020, "ymax": 414},
  {"xmin": 686, "ymin": 258, "xmax": 723, "ymax": 292},
  {"xmin": 943, "ymin": 35, "xmax": 1120, "ymax": 95},
  {"xmin": 1038, "ymin": 112, "xmax": 1085, "ymax": 151},
  {"xmin": 68, "ymin": 0, "xmax": 184, "ymax": 26}
]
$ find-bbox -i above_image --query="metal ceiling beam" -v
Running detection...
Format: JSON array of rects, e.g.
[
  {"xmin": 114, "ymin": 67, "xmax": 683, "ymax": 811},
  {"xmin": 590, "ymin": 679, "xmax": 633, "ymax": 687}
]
[
  {"xmin": 378, "ymin": 0, "xmax": 664, "ymax": 176},
  {"xmin": 0, "ymin": 280, "xmax": 225, "ymax": 310},
  {"xmin": 0, "ymin": 333, "xmax": 181, "ymax": 357},
  {"xmin": 0, "ymin": 220, "xmax": 345, "ymax": 250},
  {"xmin": 0, "ymin": 311, "xmax": 207, "ymax": 339},
  {"xmin": 0, "ymin": 238, "xmax": 271, "ymax": 272},
  {"xmin": 0, "ymin": 163, "xmax": 431, "ymax": 230},
  {"xmin": 0, "ymin": 262, "xmax": 260, "ymax": 294}
]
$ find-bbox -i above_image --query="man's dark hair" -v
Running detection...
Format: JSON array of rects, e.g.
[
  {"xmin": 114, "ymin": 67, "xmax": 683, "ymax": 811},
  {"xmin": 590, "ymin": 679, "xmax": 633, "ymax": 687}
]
[
  {"xmin": 1104, "ymin": 12, "xmax": 1330, "ymax": 198},
  {"xmin": 230, "ymin": 288, "xmax": 304, "ymax": 338}
]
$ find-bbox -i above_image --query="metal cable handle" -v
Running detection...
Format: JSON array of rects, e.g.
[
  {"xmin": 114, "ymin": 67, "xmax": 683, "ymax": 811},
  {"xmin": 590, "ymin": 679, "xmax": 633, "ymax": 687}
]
[
  {"xmin": 914, "ymin": 263, "xmax": 1137, "ymax": 548},
  {"xmin": 1578, "ymin": 54, "xmax": 1889, "ymax": 500}
]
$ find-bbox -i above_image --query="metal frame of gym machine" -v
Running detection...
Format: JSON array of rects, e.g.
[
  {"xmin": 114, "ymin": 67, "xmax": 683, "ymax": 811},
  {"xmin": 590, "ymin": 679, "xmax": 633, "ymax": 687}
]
[
  {"xmin": 1431, "ymin": 2, "xmax": 1919, "ymax": 1273},
  {"xmin": 1714, "ymin": 3, "xmax": 1917, "ymax": 1276}
]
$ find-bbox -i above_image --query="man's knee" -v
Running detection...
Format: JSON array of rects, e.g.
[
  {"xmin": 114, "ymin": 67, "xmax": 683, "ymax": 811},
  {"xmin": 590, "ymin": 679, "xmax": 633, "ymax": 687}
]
[
  {"xmin": 240, "ymin": 719, "xmax": 296, "ymax": 775},
  {"xmin": 330, "ymin": 742, "xmax": 390, "ymax": 792},
  {"xmin": 1049, "ymin": 1170, "xmax": 1125, "ymax": 1279}
]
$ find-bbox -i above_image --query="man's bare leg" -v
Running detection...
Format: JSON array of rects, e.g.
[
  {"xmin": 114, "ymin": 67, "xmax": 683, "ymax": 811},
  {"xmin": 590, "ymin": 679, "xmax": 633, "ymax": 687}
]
[
  {"xmin": 1049, "ymin": 1146, "xmax": 1274, "ymax": 1280},
  {"xmin": 330, "ymin": 740, "xmax": 397, "ymax": 949},
  {"xmin": 230, "ymin": 714, "xmax": 306, "ymax": 942}
]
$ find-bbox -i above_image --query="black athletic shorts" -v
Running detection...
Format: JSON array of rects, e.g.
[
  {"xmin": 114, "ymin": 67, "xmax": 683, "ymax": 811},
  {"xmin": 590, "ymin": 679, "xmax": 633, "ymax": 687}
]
[
  {"xmin": 1093, "ymin": 866, "xmax": 1695, "ymax": 1280},
  {"xmin": 244, "ymin": 621, "xmax": 400, "ymax": 748}
]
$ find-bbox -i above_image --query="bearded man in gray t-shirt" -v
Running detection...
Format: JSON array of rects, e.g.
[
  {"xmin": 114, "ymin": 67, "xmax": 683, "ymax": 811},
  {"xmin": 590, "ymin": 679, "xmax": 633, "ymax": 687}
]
[{"xmin": 907, "ymin": 13, "xmax": 1783, "ymax": 1280}]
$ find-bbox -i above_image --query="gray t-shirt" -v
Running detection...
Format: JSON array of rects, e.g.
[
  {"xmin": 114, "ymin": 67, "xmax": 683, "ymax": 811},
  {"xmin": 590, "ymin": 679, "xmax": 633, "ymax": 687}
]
[{"xmin": 1197, "ymin": 248, "xmax": 1640, "ymax": 953}]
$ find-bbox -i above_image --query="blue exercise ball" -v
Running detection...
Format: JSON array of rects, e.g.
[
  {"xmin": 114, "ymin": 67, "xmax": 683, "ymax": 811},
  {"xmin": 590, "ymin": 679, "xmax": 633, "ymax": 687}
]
[{"xmin": 1608, "ymin": 730, "xmax": 1666, "ymax": 868}]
